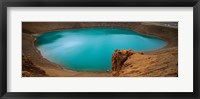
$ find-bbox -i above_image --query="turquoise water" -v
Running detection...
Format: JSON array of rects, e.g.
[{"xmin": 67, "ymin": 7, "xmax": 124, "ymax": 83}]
[{"xmin": 34, "ymin": 28, "xmax": 167, "ymax": 72}]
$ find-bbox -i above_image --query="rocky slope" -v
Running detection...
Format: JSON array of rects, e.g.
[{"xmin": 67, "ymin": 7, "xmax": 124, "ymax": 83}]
[
  {"xmin": 112, "ymin": 48, "xmax": 178, "ymax": 77},
  {"xmin": 22, "ymin": 54, "xmax": 48, "ymax": 77}
]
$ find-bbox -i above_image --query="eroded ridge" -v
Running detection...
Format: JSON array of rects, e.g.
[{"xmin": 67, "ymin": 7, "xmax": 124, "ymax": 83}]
[{"xmin": 112, "ymin": 48, "xmax": 178, "ymax": 77}]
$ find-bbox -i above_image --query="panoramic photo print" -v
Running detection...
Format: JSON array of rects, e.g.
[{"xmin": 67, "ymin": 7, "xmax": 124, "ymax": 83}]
[{"xmin": 22, "ymin": 22, "xmax": 178, "ymax": 77}]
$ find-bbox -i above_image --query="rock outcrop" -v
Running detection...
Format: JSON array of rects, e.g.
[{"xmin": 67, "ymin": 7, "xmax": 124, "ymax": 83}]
[
  {"xmin": 22, "ymin": 54, "xmax": 48, "ymax": 77},
  {"xmin": 112, "ymin": 48, "xmax": 178, "ymax": 77},
  {"xmin": 112, "ymin": 49, "xmax": 143, "ymax": 76}
]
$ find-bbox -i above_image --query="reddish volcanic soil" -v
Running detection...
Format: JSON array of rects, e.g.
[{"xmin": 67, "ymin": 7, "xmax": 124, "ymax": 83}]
[{"xmin": 112, "ymin": 48, "xmax": 178, "ymax": 77}]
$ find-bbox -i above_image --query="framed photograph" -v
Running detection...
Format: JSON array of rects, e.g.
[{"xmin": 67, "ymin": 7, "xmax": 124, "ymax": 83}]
[{"xmin": 0, "ymin": 0, "xmax": 199, "ymax": 99}]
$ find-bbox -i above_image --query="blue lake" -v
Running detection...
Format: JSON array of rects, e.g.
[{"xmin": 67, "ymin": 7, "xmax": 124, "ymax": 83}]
[{"xmin": 34, "ymin": 28, "xmax": 167, "ymax": 72}]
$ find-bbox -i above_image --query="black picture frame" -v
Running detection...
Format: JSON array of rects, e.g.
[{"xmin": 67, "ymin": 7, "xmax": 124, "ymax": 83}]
[{"xmin": 0, "ymin": 0, "xmax": 199, "ymax": 99}]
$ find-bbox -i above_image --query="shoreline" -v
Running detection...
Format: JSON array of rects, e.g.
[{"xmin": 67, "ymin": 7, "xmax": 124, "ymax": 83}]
[
  {"xmin": 33, "ymin": 35, "xmax": 111, "ymax": 73},
  {"xmin": 22, "ymin": 22, "xmax": 178, "ymax": 77},
  {"xmin": 24, "ymin": 33, "xmax": 111, "ymax": 77}
]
